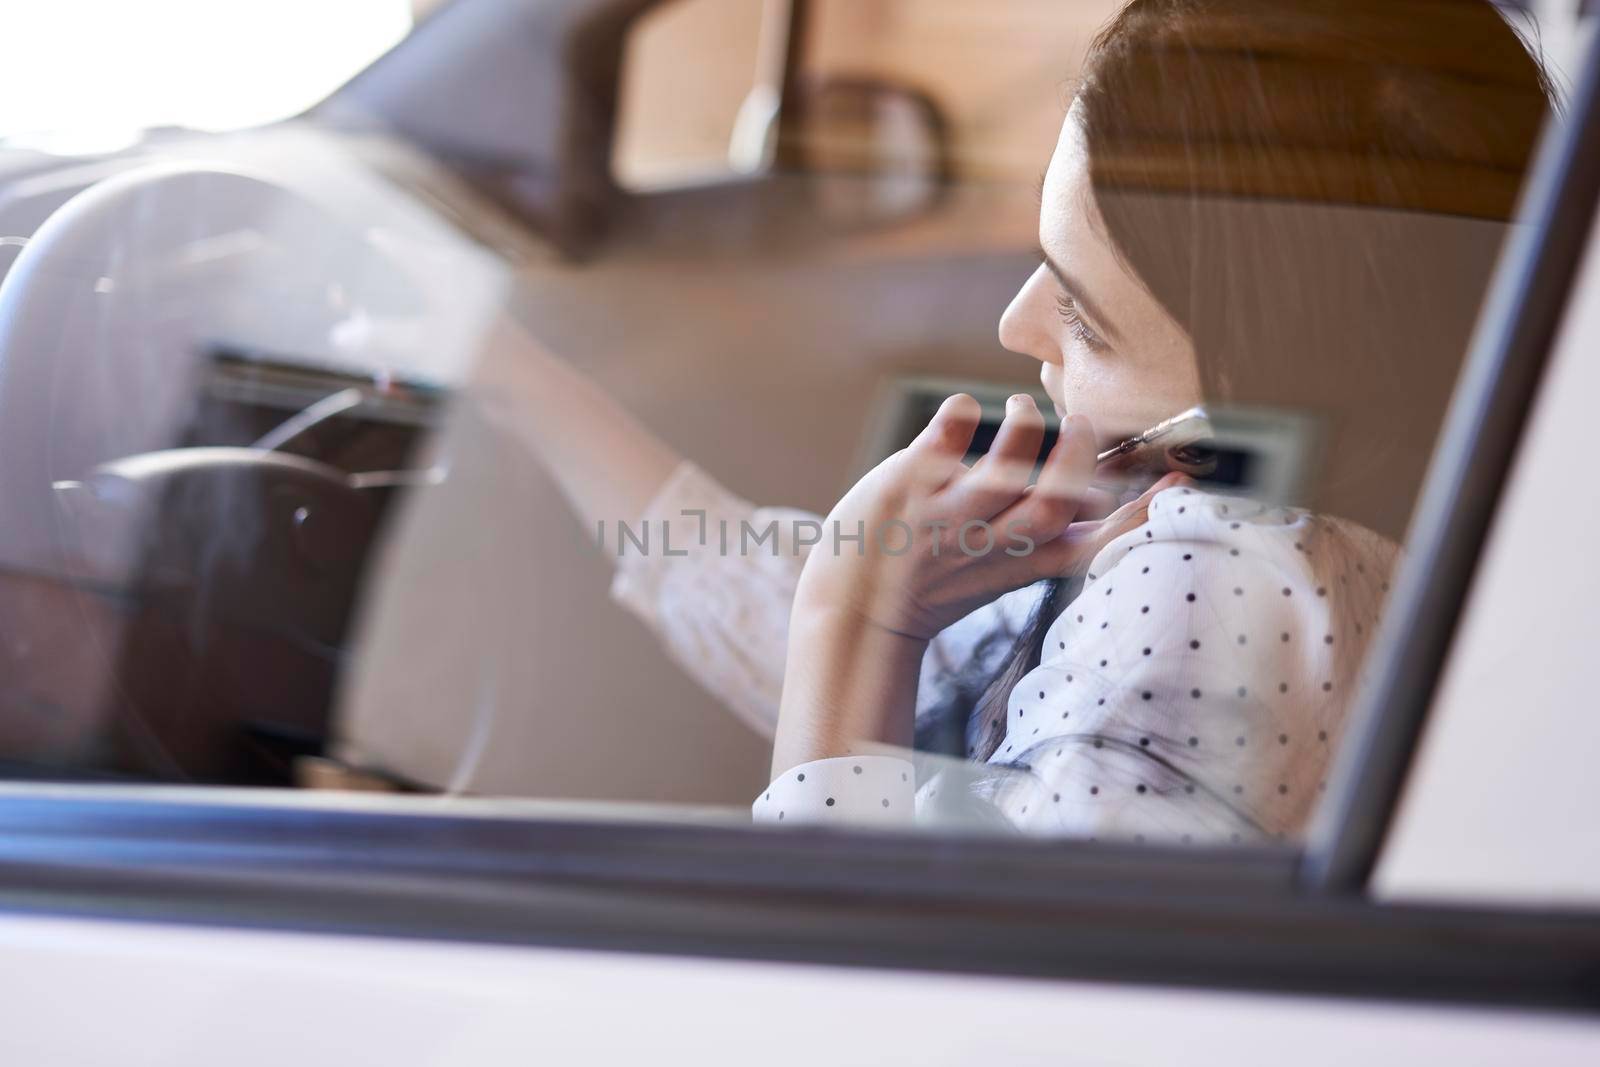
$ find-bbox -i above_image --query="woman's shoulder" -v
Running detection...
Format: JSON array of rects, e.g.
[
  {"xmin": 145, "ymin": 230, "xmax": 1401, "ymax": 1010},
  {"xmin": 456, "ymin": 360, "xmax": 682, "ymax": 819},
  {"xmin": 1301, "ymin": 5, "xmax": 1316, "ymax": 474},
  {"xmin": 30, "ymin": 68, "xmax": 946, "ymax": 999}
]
[
  {"xmin": 1003, "ymin": 489, "xmax": 1399, "ymax": 840},
  {"xmin": 1063, "ymin": 487, "xmax": 1398, "ymax": 707}
]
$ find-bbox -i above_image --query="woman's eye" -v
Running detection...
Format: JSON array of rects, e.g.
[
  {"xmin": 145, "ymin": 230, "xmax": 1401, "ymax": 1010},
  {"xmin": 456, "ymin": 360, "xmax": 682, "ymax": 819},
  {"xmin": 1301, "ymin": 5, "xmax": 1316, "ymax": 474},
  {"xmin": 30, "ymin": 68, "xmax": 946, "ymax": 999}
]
[{"xmin": 1056, "ymin": 293, "xmax": 1105, "ymax": 350}]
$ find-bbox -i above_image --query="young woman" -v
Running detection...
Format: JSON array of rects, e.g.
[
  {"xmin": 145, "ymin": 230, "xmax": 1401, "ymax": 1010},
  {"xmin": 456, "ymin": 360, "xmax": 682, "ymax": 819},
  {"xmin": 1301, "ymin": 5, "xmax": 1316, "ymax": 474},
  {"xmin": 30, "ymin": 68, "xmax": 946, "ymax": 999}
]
[{"xmin": 483, "ymin": 0, "xmax": 1550, "ymax": 841}]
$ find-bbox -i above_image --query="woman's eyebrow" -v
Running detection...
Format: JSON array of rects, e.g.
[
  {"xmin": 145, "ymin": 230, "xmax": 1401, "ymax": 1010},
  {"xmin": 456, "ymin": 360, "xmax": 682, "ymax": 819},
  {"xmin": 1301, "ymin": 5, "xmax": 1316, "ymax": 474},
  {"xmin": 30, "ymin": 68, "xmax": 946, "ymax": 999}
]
[{"xmin": 1037, "ymin": 246, "xmax": 1125, "ymax": 346}]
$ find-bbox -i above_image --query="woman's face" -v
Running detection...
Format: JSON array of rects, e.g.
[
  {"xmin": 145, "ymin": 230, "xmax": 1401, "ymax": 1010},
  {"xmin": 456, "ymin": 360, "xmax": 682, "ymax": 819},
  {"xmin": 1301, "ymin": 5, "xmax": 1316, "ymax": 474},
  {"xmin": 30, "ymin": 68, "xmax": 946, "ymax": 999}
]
[{"xmin": 999, "ymin": 106, "xmax": 1201, "ymax": 444}]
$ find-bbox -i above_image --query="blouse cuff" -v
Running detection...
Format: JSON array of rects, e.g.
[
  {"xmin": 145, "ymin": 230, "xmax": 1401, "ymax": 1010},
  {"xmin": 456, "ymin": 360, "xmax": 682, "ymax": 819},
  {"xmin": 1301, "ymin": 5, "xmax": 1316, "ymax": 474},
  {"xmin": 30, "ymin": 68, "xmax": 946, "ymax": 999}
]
[
  {"xmin": 609, "ymin": 460, "xmax": 746, "ymax": 625},
  {"xmin": 753, "ymin": 756, "xmax": 916, "ymax": 827}
]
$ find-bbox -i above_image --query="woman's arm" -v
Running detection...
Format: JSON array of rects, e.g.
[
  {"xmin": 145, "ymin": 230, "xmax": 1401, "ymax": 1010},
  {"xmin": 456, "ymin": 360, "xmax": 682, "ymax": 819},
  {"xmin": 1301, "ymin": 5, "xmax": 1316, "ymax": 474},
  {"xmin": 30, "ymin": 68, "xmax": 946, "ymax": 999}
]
[
  {"xmin": 472, "ymin": 313, "xmax": 818, "ymax": 738},
  {"xmin": 474, "ymin": 312, "xmax": 682, "ymax": 541},
  {"xmin": 772, "ymin": 600, "xmax": 929, "ymax": 775}
]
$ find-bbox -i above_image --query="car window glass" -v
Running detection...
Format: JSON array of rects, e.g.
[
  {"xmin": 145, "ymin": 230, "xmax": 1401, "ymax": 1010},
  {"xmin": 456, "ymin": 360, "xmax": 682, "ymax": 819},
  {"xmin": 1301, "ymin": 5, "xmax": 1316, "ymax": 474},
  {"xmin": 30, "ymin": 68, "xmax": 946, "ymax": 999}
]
[{"xmin": 0, "ymin": 0, "xmax": 1579, "ymax": 853}]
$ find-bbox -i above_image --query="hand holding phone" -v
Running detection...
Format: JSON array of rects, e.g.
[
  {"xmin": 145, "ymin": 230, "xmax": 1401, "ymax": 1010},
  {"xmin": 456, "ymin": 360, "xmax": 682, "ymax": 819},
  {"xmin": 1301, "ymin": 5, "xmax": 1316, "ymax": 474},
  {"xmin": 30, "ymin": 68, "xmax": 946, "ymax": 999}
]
[{"xmin": 1093, "ymin": 405, "xmax": 1215, "ymax": 499}]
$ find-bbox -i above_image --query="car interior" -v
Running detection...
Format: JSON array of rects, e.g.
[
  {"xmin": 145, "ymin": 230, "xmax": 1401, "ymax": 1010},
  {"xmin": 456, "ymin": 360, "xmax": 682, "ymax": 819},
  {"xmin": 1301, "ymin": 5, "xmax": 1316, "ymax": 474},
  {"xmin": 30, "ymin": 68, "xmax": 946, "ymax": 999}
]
[
  {"xmin": 0, "ymin": 0, "xmax": 1589, "ymax": 847},
  {"xmin": 0, "ymin": 0, "xmax": 1598, "ymax": 1035}
]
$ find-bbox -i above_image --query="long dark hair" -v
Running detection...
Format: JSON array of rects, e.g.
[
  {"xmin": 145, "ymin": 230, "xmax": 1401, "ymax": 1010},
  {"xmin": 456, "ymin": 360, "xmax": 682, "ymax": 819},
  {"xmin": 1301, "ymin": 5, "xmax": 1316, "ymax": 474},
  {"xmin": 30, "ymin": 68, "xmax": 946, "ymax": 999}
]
[{"xmin": 920, "ymin": 0, "xmax": 1551, "ymax": 763}]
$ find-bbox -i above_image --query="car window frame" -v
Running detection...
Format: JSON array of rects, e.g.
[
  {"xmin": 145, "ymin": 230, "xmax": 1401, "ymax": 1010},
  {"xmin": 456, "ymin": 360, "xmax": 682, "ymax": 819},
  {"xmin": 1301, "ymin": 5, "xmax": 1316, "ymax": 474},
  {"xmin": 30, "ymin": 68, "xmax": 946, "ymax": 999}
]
[
  {"xmin": 1303, "ymin": 20, "xmax": 1600, "ymax": 894},
  {"xmin": 1, "ymin": 11, "xmax": 1598, "ymax": 1016}
]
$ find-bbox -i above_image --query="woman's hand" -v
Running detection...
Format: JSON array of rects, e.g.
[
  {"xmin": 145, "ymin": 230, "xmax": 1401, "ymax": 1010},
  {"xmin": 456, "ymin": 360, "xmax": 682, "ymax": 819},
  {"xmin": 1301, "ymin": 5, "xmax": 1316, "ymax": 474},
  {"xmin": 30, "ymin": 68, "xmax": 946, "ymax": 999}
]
[
  {"xmin": 794, "ymin": 392, "xmax": 1177, "ymax": 641},
  {"xmin": 771, "ymin": 393, "xmax": 1183, "ymax": 774}
]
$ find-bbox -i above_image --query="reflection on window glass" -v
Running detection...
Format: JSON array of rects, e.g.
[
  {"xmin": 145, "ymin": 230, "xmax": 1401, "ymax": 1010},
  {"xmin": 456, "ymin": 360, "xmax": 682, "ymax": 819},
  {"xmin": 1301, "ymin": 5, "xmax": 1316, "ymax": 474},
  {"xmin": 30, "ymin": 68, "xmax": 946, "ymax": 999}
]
[
  {"xmin": 612, "ymin": 0, "xmax": 776, "ymax": 189},
  {"xmin": 0, "ymin": 0, "xmax": 1566, "ymax": 849},
  {"xmin": 0, "ymin": 0, "xmax": 411, "ymax": 151}
]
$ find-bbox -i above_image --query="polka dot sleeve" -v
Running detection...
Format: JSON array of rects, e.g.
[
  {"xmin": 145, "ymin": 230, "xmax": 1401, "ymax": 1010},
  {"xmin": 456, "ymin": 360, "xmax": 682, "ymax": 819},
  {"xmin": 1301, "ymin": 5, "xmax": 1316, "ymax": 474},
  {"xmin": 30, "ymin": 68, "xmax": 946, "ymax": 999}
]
[
  {"xmin": 610, "ymin": 462, "xmax": 825, "ymax": 739},
  {"xmin": 753, "ymin": 755, "xmax": 916, "ymax": 827}
]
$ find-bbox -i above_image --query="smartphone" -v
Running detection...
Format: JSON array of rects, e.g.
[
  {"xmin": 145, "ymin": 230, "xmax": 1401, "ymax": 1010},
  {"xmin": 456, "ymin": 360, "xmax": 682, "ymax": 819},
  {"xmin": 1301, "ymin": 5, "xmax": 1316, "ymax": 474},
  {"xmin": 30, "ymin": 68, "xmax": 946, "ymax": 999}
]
[{"xmin": 1092, "ymin": 405, "xmax": 1216, "ymax": 496}]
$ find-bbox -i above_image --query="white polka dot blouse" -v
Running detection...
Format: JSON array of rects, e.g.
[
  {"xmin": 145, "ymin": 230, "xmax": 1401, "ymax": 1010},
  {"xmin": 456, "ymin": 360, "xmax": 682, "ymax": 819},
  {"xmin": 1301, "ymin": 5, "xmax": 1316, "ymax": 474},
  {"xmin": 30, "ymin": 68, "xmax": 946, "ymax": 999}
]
[{"xmin": 614, "ymin": 462, "xmax": 1396, "ymax": 843}]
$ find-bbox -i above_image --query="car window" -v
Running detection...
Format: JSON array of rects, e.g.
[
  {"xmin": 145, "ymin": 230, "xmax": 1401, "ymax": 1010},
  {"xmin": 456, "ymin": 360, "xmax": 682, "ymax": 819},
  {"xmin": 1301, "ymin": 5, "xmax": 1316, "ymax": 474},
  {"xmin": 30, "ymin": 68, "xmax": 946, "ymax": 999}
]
[
  {"xmin": 0, "ymin": 0, "xmax": 1578, "ymax": 858},
  {"xmin": 0, "ymin": 0, "xmax": 412, "ymax": 153},
  {"xmin": 612, "ymin": 0, "xmax": 781, "ymax": 189}
]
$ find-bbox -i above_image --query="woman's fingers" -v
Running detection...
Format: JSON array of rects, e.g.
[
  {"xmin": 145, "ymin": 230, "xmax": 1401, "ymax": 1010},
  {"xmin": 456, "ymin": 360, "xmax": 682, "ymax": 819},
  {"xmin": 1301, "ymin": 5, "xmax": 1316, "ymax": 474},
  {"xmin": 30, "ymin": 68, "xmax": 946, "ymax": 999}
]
[
  {"xmin": 997, "ymin": 412, "xmax": 1097, "ymax": 541},
  {"xmin": 1026, "ymin": 470, "xmax": 1191, "ymax": 577},
  {"xmin": 1036, "ymin": 412, "xmax": 1098, "ymax": 503},
  {"xmin": 1106, "ymin": 470, "xmax": 1190, "ymax": 527},
  {"xmin": 902, "ymin": 393, "xmax": 983, "ymax": 491},
  {"xmin": 946, "ymin": 393, "xmax": 1046, "ymax": 518}
]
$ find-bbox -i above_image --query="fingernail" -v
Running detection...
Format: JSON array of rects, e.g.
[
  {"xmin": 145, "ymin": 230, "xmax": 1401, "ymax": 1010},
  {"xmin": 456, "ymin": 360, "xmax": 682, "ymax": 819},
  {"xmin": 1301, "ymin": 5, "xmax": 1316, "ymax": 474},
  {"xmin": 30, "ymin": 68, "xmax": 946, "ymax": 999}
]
[{"xmin": 1007, "ymin": 393, "xmax": 1035, "ymax": 411}]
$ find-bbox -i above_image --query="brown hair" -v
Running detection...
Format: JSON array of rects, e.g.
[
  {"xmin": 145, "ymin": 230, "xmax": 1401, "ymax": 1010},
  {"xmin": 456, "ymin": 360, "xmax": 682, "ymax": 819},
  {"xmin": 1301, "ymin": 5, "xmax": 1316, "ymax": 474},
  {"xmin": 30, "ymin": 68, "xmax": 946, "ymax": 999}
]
[
  {"xmin": 929, "ymin": 0, "xmax": 1551, "ymax": 764},
  {"xmin": 1077, "ymin": 0, "xmax": 1551, "ymax": 537}
]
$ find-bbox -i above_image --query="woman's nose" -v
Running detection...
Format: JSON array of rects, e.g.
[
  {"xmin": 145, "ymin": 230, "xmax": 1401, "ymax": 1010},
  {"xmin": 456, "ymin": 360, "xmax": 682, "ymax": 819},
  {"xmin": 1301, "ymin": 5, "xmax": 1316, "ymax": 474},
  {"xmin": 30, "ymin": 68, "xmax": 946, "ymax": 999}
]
[{"xmin": 998, "ymin": 264, "xmax": 1060, "ymax": 366}]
